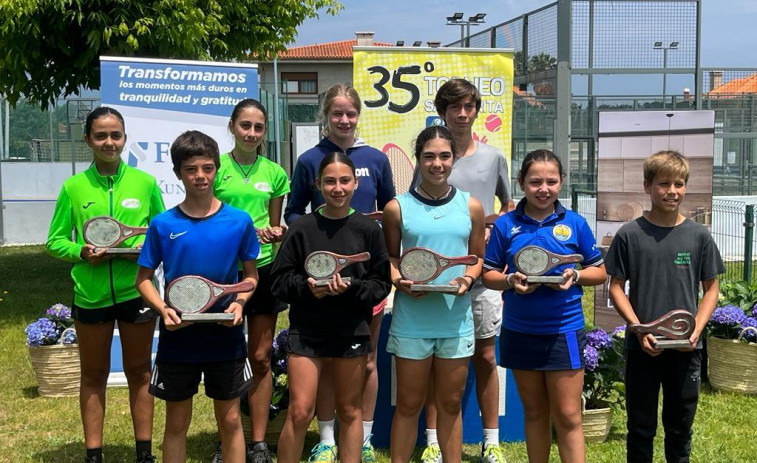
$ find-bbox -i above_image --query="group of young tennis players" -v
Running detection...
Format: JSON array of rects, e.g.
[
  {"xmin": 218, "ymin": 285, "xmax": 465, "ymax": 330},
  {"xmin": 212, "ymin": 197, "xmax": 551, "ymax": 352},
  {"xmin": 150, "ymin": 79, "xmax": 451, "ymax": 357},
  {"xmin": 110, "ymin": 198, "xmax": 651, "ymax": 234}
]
[{"xmin": 47, "ymin": 78, "xmax": 723, "ymax": 463}]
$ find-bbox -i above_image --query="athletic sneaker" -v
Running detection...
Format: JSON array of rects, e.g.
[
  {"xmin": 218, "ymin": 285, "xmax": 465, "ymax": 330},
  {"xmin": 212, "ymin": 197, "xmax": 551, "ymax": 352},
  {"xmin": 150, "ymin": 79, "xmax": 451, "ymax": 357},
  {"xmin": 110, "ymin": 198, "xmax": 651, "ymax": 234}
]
[
  {"xmin": 136, "ymin": 451, "xmax": 156, "ymax": 463},
  {"xmin": 247, "ymin": 442, "xmax": 273, "ymax": 463},
  {"xmin": 211, "ymin": 442, "xmax": 223, "ymax": 463},
  {"xmin": 420, "ymin": 443, "xmax": 443, "ymax": 463},
  {"xmin": 361, "ymin": 439, "xmax": 377, "ymax": 463},
  {"xmin": 308, "ymin": 442, "xmax": 338, "ymax": 463},
  {"xmin": 481, "ymin": 443, "xmax": 507, "ymax": 463},
  {"xmin": 84, "ymin": 457, "xmax": 100, "ymax": 463}
]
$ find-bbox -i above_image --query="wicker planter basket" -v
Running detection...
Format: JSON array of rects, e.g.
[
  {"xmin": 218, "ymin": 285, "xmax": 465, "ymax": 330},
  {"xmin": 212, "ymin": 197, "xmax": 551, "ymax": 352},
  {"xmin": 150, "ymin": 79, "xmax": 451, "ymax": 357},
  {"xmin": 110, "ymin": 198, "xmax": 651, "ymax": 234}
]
[
  {"xmin": 708, "ymin": 328, "xmax": 757, "ymax": 394},
  {"xmin": 28, "ymin": 341, "xmax": 80, "ymax": 397},
  {"xmin": 242, "ymin": 410, "xmax": 288, "ymax": 448},
  {"xmin": 581, "ymin": 396, "xmax": 612, "ymax": 443}
]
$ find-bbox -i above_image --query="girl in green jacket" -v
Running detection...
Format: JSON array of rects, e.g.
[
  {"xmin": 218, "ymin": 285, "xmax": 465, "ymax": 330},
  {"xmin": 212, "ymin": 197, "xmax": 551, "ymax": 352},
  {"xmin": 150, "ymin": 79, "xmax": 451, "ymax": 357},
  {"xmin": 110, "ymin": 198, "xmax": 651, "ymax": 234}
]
[{"xmin": 46, "ymin": 107, "xmax": 165, "ymax": 463}]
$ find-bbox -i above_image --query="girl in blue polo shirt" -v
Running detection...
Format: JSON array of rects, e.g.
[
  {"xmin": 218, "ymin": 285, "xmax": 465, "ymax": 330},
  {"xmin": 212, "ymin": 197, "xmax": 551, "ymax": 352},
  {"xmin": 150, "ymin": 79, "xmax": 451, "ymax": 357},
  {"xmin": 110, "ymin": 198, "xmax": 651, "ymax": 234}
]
[{"xmin": 483, "ymin": 149, "xmax": 606, "ymax": 463}]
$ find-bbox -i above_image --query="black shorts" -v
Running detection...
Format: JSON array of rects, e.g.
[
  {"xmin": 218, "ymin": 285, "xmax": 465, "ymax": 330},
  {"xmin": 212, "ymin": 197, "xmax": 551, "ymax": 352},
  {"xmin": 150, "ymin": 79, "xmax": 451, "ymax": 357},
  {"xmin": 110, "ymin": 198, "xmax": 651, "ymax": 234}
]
[
  {"xmin": 149, "ymin": 357, "xmax": 253, "ymax": 401},
  {"xmin": 499, "ymin": 327, "xmax": 586, "ymax": 371},
  {"xmin": 239, "ymin": 264, "xmax": 287, "ymax": 316},
  {"xmin": 72, "ymin": 297, "xmax": 158, "ymax": 325},
  {"xmin": 287, "ymin": 333, "xmax": 372, "ymax": 359}
]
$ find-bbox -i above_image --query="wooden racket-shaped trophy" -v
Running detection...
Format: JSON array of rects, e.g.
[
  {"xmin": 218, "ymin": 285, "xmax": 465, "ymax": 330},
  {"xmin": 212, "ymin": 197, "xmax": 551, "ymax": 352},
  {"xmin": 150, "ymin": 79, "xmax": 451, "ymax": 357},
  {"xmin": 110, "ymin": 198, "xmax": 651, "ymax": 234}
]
[
  {"xmin": 628, "ymin": 309, "xmax": 695, "ymax": 349},
  {"xmin": 83, "ymin": 216, "xmax": 147, "ymax": 254},
  {"xmin": 305, "ymin": 251, "xmax": 371, "ymax": 286},
  {"xmin": 514, "ymin": 245, "xmax": 583, "ymax": 284},
  {"xmin": 399, "ymin": 247, "xmax": 478, "ymax": 293},
  {"xmin": 165, "ymin": 276, "xmax": 254, "ymax": 322}
]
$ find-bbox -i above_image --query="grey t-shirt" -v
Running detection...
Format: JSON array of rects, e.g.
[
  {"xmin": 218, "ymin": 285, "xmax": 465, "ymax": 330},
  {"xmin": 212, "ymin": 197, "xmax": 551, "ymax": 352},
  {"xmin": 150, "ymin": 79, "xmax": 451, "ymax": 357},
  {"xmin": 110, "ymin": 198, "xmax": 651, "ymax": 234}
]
[
  {"xmin": 604, "ymin": 217, "xmax": 725, "ymax": 350},
  {"xmin": 411, "ymin": 142, "xmax": 512, "ymax": 216}
]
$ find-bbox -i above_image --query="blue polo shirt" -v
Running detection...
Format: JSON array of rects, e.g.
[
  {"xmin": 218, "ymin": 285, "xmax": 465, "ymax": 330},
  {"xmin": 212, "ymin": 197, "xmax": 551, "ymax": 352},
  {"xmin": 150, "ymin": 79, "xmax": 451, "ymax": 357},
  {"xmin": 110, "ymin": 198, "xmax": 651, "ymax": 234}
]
[{"xmin": 484, "ymin": 199, "xmax": 603, "ymax": 334}]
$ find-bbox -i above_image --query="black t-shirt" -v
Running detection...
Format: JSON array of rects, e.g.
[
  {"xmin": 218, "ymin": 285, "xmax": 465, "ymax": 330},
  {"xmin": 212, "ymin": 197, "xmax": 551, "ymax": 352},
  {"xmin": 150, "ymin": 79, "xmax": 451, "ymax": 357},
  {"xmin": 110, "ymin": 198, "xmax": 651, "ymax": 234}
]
[
  {"xmin": 604, "ymin": 217, "xmax": 725, "ymax": 350},
  {"xmin": 271, "ymin": 211, "xmax": 391, "ymax": 337}
]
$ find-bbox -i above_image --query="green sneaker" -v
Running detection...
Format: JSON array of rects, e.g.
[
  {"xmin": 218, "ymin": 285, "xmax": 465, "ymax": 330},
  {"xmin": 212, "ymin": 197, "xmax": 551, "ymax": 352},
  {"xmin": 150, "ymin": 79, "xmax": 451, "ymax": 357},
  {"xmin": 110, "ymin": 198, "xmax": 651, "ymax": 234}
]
[
  {"xmin": 420, "ymin": 443, "xmax": 442, "ymax": 463},
  {"xmin": 308, "ymin": 442, "xmax": 338, "ymax": 463},
  {"xmin": 481, "ymin": 443, "xmax": 507, "ymax": 463},
  {"xmin": 361, "ymin": 442, "xmax": 377, "ymax": 463}
]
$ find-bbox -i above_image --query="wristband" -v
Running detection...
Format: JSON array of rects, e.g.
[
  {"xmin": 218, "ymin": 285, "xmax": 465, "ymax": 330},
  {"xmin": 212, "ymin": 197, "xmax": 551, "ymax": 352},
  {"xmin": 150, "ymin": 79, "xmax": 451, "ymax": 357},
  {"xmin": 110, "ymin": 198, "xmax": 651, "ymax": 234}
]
[
  {"xmin": 462, "ymin": 274, "xmax": 476, "ymax": 286},
  {"xmin": 506, "ymin": 273, "xmax": 515, "ymax": 288},
  {"xmin": 572, "ymin": 269, "xmax": 580, "ymax": 284},
  {"xmin": 234, "ymin": 298, "xmax": 247, "ymax": 306}
]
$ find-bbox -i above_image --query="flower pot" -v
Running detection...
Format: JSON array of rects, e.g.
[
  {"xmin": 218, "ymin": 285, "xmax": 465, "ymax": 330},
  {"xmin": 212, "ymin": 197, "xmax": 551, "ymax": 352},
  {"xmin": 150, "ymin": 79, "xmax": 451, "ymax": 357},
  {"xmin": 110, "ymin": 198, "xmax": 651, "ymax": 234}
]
[
  {"xmin": 242, "ymin": 409, "xmax": 288, "ymax": 448},
  {"xmin": 708, "ymin": 328, "xmax": 757, "ymax": 394},
  {"xmin": 28, "ymin": 343, "xmax": 80, "ymax": 397},
  {"xmin": 582, "ymin": 407, "xmax": 613, "ymax": 443}
]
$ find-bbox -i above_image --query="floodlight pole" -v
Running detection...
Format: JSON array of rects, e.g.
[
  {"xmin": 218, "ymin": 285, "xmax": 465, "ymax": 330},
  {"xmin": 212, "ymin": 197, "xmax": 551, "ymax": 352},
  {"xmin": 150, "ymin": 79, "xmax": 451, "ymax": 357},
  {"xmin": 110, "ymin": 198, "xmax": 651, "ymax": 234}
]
[{"xmin": 663, "ymin": 47, "xmax": 668, "ymax": 103}]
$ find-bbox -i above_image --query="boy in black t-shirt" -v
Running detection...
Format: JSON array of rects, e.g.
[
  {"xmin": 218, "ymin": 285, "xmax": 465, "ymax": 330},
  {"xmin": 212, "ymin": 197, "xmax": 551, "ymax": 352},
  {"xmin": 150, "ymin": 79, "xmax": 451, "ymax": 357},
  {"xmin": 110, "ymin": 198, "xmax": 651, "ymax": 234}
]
[{"xmin": 604, "ymin": 150, "xmax": 724, "ymax": 463}]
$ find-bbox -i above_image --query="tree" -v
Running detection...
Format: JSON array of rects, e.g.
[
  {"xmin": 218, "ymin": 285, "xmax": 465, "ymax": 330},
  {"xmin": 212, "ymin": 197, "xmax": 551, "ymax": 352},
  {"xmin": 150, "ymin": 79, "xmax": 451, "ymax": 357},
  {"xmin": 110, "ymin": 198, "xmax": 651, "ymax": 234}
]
[{"xmin": 0, "ymin": 0, "xmax": 342, "ymax": 108}]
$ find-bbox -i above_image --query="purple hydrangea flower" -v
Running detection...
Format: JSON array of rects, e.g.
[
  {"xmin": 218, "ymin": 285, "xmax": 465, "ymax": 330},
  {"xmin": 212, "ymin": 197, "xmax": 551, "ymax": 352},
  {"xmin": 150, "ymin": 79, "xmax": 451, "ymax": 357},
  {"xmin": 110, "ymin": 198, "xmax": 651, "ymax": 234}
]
[
  {"xmin": 45, "ymin": 303, "xmax": 72, "ymax": 322},
  {"xmin": 25, "ymin": 317, "xmax": 59, "ymax": 347},
  {"xmin": 276, "ymin": 358, "xmax": 288, "ymax": 373},
  {"xmin": 583, "ymin": 345, "xmax": 599, "ymax": 371},
  {"xmin": 61, "ymin": 328, "xmax": 78, "ymax": 344},
  {"xmin": 710, "ymin": 305, "xmax": 748, "ymax": 327},
  {"xmin": 273, "ymin": 329, "xmax": 289, "ymax": 357},
  {"xmin": 740, "ymin": 317, "xmax": 757, "ymax": 342},
  {"xmin": 612, "ymin": 325, "xmax": 626, "ymax": 338},
  {"xmin": 586, "ymin": 328, "xmax": 613, "ymax": 350}
]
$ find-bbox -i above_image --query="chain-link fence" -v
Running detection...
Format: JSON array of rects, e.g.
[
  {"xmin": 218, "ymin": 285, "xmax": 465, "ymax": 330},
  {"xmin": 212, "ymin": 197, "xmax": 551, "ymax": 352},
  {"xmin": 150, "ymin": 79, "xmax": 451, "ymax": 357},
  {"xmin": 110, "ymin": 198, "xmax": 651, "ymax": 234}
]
[{"xmin": 572, "ymin": 190, "xmax": 757, "ymax": 283}]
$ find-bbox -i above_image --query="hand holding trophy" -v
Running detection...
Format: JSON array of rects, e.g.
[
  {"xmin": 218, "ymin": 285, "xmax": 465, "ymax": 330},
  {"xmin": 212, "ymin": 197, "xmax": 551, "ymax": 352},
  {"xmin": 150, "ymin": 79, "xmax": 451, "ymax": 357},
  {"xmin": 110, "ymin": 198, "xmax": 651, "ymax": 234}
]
[
  {"xmin": 513, "ymin": 245, "xmax": 583, "ymax": 284},
  {"xmin": 83, "ymin": 216, "xmax": 147, "ymax": 254},
  {"xmin": 628, "ymin": 309, "xmax": 696, "ymax": 349},
  {"xmin": 399, "ymin": 247, "xmax": 478, "ymax": 294},
  {"xmin": 165, "ymin": 275, "xmax": 255, "ymax": 323},
  {"xmin": 305, "ymin": 251, "xmax": 371, "ymax": 286}
]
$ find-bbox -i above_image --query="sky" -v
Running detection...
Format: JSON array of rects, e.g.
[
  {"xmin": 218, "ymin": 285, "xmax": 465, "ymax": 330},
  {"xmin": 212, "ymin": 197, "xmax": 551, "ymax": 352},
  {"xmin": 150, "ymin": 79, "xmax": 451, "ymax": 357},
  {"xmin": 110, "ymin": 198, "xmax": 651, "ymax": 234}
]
[{"xmin": 292, "ymin": 0, "xmax": 757, "ymax": 95}]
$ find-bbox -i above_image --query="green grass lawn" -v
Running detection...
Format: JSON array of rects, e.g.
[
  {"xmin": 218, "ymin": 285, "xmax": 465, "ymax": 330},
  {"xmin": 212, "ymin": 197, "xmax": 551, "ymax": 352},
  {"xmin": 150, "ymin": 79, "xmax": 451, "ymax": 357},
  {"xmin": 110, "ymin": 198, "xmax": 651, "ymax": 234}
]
[{"xmin": 2, "ymin": 246, "xmax": 755, "ymax": 462}]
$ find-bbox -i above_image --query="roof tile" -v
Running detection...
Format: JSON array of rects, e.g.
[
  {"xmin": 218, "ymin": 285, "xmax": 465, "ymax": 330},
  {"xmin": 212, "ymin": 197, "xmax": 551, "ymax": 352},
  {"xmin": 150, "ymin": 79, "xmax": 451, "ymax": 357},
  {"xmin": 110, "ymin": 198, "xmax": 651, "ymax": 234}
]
[{"xmin": 279, "ymin": 39, "xmax": 393, "ymax": 60}]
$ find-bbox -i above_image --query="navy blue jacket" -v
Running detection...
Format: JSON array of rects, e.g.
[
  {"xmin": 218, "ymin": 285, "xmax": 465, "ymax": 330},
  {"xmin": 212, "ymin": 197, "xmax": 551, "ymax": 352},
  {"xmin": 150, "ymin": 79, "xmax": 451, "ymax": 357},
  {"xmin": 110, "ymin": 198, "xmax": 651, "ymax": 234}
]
[{"xmin": 284, "ymin": 137, "xmax": 396, "ymax": 225}]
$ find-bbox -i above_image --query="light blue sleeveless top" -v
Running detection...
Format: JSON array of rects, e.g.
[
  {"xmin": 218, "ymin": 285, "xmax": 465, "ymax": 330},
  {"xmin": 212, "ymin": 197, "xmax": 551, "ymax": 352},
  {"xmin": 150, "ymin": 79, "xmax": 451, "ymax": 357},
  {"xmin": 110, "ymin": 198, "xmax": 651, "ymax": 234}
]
[{"xmin": 390, "ymin": 187, "xmax": 474, "ymax": 338}]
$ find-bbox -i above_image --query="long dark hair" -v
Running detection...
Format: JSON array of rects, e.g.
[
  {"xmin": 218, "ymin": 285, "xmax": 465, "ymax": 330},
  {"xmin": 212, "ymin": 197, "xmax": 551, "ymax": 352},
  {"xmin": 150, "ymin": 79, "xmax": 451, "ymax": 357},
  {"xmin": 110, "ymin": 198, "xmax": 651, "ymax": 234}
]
[
  {"xmin": 413, "ymin": 126, "xmax": 456, "ymax": 162},
  {"xmin": 518, "ymin": 149, "xmax": 564, "ymax": 185},
  {"xmin": 84, "ymin": 106, "xmax": 125, "ymax": 138},
  {"xmin": 317, "ymin": 151, "xmax": 356, "ymax": 178},
  {"xmin": 229, "ymin": 98, "xmax": 268, "ymax": 156}
]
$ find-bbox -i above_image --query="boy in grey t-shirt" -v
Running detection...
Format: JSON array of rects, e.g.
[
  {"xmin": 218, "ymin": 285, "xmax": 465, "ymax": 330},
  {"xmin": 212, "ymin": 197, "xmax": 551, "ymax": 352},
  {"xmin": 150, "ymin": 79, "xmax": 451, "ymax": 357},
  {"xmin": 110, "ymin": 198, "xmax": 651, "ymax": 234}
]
[
  {"xmin": 605, "ymin": 150, "xmax": 724, "ymax": 463},
  {"xmin": 414, "ymin": 78, "xmax": 513, "ymax": 463}
]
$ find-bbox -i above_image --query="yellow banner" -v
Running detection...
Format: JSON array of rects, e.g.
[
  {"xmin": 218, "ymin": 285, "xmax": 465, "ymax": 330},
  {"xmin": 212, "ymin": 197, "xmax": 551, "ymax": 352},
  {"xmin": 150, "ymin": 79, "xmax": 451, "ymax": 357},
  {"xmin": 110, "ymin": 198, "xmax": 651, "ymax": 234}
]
[{"xmin": 353, "ymin": 47, "xmax": 513, "ymax": 195}]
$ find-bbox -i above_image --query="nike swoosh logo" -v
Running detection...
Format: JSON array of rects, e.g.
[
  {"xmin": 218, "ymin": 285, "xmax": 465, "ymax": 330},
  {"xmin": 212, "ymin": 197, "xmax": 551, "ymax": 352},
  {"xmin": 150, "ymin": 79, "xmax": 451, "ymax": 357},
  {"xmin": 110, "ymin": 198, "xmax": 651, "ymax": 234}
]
[
  {"xmin": 138, "ymin": 307, "xmax": 151, "ymax": 314},
  {"xmin": 170, "ymin": 231, "xmax": 188, "ymax": 239},
  {"xmin": 83, "ymin": 202, "xmax": 95, "ymax": 209},
  {"xmin": 351, "ymin": 344, "xmax": 361, "ymax": 349},
  {"xmin": 223, "ymin": 175, "xmax": 232, "ymax": 181},
  {"xmin": 467, "ymin": 342, "xmax": 473, "ymax": 349},
  {"xmin": 433, "ymin": 215, "xmax": 444, "ymax": 220}
]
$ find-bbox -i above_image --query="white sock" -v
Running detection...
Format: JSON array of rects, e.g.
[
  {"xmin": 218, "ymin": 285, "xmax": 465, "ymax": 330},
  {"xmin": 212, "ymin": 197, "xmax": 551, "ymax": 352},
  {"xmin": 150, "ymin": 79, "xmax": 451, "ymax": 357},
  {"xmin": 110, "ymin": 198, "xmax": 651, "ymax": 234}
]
[
  {"xmin": 362, "ymin": 421, "xmax": 373, "ymax": 444},
  {"xmin": 426, "ymin": 428, "xmax": 439, "ymax": 446},
  {"xmin": 318, "ymin": 419, "xmax": 336, "ymax": 445},
  {"xmin": 483, "ymin": 428, "xmax": 499, "ymax": 447}
]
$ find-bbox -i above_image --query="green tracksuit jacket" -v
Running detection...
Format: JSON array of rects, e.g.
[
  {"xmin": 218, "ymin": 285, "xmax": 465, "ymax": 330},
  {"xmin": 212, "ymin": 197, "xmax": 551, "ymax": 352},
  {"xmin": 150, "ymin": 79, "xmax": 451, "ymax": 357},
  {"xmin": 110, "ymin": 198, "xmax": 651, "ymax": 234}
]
[{"xmin": 46, "ymin": 162, "xmax": 165, "ymax": 308}]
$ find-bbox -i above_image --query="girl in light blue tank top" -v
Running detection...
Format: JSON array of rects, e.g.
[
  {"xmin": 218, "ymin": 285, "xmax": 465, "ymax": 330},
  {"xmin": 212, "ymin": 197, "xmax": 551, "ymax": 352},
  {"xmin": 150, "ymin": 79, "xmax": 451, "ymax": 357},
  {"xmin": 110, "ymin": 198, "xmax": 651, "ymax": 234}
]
[{"xmin": 382, "ymin": 126, "xmax": 485, "ymax": 463}]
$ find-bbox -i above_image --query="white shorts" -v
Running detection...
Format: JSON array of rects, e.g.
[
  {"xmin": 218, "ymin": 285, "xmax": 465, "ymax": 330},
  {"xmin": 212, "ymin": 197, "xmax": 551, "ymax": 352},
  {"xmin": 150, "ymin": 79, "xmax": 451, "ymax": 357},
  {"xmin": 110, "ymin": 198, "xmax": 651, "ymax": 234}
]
[{"xmin": 470, "ymin": 281, "xmax": 503, "ymax": 339}]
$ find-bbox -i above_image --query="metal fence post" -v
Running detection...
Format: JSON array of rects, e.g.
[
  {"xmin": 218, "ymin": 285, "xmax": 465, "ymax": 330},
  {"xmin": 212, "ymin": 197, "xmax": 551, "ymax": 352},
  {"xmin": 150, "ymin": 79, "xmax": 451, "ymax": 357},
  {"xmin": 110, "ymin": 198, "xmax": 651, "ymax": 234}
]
[
  {"xmin": 745, "ymin": 205, "xmax": 754, "ymax": 282},
  {"xmin": 571, "ymin": 184, "xmax": 579, "ymax": 212}
]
